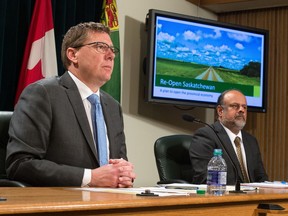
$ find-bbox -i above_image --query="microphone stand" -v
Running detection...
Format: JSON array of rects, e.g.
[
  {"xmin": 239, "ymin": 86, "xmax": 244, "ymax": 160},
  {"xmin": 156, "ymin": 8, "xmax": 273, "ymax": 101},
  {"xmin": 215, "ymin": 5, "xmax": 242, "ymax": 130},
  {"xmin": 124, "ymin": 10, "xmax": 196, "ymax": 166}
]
[{"xmin": 183, "ymin": 114, "xmax": 245, "ymax": 193}]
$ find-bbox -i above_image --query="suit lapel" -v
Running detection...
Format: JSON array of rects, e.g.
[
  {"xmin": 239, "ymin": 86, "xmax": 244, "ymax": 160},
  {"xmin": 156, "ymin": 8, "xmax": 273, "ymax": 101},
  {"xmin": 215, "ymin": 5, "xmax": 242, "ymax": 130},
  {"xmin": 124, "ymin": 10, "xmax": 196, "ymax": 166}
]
[{"xmin": 59, "ymin": 72, "xmax": 99, "ymax": 160}]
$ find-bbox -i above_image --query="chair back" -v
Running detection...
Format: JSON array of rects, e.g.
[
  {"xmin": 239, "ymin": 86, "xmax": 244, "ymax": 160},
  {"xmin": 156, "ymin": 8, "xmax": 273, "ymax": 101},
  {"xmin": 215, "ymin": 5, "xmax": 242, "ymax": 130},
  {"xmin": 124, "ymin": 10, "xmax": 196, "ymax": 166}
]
[
  {"xmin": 154, "ymin": 134, "xmax": 193, "ymax": 184},
  {"xmin": 0, "ymin": 111, "xmax": 28, "ymax": 187},
  {"xmin": 0, "ymin": 111, "xmax": 13, "ymax": 179}
]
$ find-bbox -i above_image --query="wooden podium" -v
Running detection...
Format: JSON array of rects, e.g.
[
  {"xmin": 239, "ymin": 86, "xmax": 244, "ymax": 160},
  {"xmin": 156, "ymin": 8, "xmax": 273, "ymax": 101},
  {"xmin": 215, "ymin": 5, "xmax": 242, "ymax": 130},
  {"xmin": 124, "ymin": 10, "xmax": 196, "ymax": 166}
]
[{"xmin": 1, "ymin": 187, "xmax": 288, "ymax": 216}]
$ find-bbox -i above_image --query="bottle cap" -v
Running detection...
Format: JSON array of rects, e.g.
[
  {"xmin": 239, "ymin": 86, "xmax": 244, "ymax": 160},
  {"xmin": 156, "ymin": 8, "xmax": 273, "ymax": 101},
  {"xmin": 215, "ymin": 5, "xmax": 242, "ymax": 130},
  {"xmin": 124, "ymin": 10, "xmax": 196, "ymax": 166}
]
[{"xmin": 214, "ymin": 149, "xmax": 222, "ymax": 156}]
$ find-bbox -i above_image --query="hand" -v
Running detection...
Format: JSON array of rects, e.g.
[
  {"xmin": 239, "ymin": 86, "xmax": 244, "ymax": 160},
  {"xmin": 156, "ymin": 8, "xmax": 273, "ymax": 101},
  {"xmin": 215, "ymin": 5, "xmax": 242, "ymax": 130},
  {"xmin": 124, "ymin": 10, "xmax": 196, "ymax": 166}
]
[
  {"xmin": 89, "ymin": 159, "xmax": 136, "ymax": 188},
  {"xmin": 109, "ymin": 158, "xmax": 136, "ymax": 188}
]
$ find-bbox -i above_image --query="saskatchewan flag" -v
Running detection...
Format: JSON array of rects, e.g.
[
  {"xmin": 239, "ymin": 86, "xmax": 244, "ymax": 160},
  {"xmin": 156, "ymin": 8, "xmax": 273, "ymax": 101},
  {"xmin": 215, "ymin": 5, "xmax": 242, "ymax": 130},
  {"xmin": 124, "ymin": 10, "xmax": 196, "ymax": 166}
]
[{"xmin": 100, "ymin": 0, "xmax": 121, "ymax": 102}]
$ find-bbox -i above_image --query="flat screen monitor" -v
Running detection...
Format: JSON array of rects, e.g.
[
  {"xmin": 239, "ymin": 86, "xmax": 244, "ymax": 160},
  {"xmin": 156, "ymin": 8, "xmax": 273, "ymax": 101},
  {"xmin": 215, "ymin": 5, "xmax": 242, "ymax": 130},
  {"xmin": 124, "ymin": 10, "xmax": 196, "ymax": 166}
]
[{"xmin": 145, "ymin": 9, "xmax": 269, "ymax": 112}]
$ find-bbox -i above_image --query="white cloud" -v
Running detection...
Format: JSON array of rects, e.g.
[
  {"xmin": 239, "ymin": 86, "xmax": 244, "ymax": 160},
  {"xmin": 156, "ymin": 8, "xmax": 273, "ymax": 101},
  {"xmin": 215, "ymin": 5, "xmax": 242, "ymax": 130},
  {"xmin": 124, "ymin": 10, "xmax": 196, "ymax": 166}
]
[
  {"xmin": 204, "ymin": 29, "xmax": 222, "ymax": 39},
  {"xmin": 227, "ymin": 33, "xmax": 251, "ymax": 42},
  {"xmin": 157, "ymin": 32, "xmax": 175, "ymax": 43},
  {"xmin": 183, "ymin": 30, "xmax": 201, "ymax": 41},
  {"xmin": 176, "ymin": 47, "xmax": 190, "ymax": 52},
  {"xmin": 235, "ymin": 43, "xmax": 244, "ymax": 50}
]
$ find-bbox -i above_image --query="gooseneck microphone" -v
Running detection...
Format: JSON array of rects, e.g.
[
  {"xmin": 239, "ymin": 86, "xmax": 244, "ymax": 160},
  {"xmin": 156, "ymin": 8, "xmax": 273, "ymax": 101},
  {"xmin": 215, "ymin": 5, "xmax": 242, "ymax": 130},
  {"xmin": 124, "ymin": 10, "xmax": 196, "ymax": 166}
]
[{"xmin": 183, "ymin": 114, "xmax": 245, "ymax": 193}]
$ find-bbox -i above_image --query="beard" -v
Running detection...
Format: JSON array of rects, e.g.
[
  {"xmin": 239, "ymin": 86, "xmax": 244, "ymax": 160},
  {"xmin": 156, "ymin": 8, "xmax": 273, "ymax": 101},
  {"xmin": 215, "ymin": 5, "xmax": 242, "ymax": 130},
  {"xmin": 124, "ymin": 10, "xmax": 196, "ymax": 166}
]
[
  {"xmin": 234, "ymin": 117, "xmax": 246, "ymax": 130},
  {"xmin": 222, "ymin": 115, "xmax": 246, "ymax": 131}
]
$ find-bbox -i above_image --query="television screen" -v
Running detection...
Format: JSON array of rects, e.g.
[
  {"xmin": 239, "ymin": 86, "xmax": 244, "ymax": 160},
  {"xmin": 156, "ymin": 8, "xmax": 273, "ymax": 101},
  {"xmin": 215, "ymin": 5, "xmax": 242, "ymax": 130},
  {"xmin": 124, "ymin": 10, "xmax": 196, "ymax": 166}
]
[{"xmin": 145, "ymin": 9, "xmax": 269, "ymax": 112}]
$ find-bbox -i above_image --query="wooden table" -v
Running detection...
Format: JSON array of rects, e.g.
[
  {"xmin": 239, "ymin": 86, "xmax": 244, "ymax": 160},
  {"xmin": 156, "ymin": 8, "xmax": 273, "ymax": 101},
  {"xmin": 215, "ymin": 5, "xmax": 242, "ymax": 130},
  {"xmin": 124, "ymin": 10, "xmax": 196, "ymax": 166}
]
[{"xmin": 1, "ymin": 187, "xmax": 288, "ymax": 216}]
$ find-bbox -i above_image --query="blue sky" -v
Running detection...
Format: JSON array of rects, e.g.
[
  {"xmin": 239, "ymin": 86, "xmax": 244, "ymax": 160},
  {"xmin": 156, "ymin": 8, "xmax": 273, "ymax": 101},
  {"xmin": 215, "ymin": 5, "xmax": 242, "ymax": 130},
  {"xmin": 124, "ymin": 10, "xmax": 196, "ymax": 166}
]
[{"xmin": 155, "ymin": 17, "xmax": 265, "ymax": 71}]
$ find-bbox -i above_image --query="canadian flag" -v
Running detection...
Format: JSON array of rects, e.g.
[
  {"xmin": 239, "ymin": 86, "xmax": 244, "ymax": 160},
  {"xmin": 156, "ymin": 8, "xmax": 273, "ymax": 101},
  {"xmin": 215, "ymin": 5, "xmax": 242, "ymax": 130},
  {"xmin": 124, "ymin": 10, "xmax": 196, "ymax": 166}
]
[{"xmin": 15, "ymin": 0, "xmax": 58, "ymax": 104}]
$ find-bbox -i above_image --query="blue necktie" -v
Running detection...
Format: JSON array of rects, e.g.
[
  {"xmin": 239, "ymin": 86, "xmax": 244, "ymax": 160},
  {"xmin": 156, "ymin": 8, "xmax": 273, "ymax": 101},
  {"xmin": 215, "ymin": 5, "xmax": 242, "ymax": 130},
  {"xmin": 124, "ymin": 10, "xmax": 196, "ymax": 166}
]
[{"xmin": 87, "ymin": 94, "xmax": 108, "ymax": 166}]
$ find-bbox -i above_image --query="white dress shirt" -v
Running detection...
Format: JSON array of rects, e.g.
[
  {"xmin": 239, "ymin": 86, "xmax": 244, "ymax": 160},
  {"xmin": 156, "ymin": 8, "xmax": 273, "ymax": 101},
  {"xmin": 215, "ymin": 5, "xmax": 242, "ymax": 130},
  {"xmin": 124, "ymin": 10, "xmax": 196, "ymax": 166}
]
[{"xmin": 68, "ymin": 71, "xmax": 110, "ymax": 187}]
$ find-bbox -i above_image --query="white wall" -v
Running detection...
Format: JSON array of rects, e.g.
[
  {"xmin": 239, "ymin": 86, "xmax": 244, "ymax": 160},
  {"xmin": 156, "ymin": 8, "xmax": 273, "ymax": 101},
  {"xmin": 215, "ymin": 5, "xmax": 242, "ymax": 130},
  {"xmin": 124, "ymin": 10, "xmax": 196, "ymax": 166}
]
[{"xmin": 117, "ymin": 0, "xmax": 217, "ymax": 187}]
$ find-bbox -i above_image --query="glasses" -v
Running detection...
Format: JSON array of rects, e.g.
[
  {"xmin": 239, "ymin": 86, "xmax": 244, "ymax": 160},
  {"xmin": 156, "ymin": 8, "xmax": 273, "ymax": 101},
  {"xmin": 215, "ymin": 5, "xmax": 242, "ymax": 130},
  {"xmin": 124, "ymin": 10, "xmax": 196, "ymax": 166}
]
[
  {"xmin": 221, "ymin": 103, "xmax": 247, "ymax": 111},
  {"xmin": 73, "ymin": 41, "xmax": 119, "ymax": 54}
]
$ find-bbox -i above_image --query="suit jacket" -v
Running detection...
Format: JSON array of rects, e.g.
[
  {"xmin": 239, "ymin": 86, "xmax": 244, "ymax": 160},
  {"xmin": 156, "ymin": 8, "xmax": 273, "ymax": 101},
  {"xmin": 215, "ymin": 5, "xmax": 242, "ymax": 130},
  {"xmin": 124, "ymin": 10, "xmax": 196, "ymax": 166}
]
[
  {"xmin": 189, "ymin": 121, "xmax": 268, "ymax": 185},
  {"xmin": 6, "ymin": 72, "xmax": 127, "ymax": 186}
]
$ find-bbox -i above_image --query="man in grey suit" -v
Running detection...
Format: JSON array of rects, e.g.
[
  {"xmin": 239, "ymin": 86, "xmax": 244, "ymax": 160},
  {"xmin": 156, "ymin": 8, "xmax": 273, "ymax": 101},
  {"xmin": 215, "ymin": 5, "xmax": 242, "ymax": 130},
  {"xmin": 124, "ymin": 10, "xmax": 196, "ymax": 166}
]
[
  {"xmin": 189, "ymin": 89, "xmax": 268, "ymax": 185},
  {"xmin": 6, "ymin": 22, "xmax": 136, "ymax": 187}
]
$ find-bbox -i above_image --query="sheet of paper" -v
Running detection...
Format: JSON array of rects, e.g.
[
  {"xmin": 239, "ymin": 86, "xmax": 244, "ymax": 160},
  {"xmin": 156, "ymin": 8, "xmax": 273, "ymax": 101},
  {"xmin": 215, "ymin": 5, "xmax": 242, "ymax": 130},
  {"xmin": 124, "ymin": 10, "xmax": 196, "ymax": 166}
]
[
  {"xmin": 159, "ymin": 183, "xmax": 256, "ymax": 192},
  {"xmin": 73, "ymin": 183, "xmax": 257, "ymax": 197},
  {"xmin": 242, "ymin": 181, "xmax": 288, "ymax": 189},
  {"xmin": 76, "ymin": 187, "xmax": 193, "ymax": 197}
]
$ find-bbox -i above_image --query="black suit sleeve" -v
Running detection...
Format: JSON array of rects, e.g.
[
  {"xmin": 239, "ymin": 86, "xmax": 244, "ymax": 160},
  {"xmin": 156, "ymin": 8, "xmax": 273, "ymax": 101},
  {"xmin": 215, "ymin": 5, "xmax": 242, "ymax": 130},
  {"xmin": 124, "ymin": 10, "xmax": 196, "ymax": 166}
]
[
  {"xmin": 189, "ymin": 126, "xmax": 217, "ymax": 184},
  {"xmin": 189, "ymin": 124, "xmax": 269, "ymax": 184},
  {"xmin": 6, "ymin": 82, "xmax": 85, "ymax": 186},
  {"xmin": 243, "ymin": 132, "xmax": 268, "ymax": 182}
]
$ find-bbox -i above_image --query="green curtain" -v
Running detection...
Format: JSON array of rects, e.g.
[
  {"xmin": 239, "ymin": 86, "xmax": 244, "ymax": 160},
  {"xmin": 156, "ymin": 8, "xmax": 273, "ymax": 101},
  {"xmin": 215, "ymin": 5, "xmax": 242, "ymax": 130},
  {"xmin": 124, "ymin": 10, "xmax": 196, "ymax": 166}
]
[{"xmin": 0, "ymin": 0, "xmax": 103, "ymax": 111}]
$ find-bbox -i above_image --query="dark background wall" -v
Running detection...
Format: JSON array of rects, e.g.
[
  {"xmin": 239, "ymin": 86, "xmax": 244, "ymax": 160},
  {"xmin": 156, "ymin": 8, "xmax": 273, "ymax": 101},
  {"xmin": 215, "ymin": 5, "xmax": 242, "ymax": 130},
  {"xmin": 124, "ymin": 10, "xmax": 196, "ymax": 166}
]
[{"xmin": 0, "ymin": 0, "xmax": 103, "ymax": 111}]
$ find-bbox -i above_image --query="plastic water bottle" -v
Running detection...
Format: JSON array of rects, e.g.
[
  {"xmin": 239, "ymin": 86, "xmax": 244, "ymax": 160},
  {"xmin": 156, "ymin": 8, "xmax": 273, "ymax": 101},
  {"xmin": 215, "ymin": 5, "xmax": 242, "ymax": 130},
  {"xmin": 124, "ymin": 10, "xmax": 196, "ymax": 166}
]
[{"xmin": 207, "ymin": 149, "xmax": 227, "ymax": 195}]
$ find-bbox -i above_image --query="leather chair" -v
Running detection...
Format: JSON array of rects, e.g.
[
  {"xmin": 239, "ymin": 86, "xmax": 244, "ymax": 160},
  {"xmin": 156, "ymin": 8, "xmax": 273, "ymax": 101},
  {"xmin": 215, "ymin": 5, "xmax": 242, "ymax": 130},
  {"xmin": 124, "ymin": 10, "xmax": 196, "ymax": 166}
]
[
  {"xmin": 0, "ymin": 111, "xmax": 28, "ymax": 187},
  {"xmin": 154, "ymin": 134, "xmax": 193, "ymax": 184}
]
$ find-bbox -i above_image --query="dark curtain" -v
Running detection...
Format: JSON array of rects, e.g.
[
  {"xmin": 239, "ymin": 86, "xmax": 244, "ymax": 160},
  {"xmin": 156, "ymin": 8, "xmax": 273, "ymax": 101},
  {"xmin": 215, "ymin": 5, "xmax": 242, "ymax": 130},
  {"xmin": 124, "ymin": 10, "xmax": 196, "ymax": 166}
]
[{"xmin": 0, "ymin": 0, "xmax": 103, "ymax": 111}]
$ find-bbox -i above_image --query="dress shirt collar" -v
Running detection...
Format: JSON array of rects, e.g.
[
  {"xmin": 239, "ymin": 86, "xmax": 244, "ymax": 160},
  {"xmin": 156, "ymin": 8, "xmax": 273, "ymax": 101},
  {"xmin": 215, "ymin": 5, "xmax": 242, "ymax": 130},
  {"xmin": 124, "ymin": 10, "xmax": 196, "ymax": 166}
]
[
  {"xmin": 67, "ymin": 71, "xmax": 100, "ymax": 100},
  {"xmin": 220, "ymin": 122, "xmax": 243, "ymax": 144}
]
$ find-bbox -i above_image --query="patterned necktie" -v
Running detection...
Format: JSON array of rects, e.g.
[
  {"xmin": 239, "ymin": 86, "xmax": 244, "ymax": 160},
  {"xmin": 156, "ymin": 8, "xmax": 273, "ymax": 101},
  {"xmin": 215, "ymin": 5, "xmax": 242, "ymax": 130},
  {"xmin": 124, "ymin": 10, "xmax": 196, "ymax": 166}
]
[
  {"xmin": 234, "ymin": 136, "xmax": 250, "ymax": 183},
  {"xmin": 87, "ymin": 94, "xmax": 108, "ymax": 166}
]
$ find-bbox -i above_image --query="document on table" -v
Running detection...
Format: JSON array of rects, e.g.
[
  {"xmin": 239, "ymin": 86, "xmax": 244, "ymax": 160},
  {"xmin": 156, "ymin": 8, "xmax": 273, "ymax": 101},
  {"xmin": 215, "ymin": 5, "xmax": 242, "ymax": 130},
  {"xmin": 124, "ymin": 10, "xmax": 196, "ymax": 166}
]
[
  {"xmin": 242, "ymin": 181, "xmax": 288, "ymax": 189},
  {"xmin": 158, "ymin": 183, "xmax": 256, "ymax": 192},
  {"xmin": 75, "ymin": 183, "xmax": 257, "ymax": 196},
  {"xmin": 76, "ymin": 186, "xmax": 197, "ymax": 197}
]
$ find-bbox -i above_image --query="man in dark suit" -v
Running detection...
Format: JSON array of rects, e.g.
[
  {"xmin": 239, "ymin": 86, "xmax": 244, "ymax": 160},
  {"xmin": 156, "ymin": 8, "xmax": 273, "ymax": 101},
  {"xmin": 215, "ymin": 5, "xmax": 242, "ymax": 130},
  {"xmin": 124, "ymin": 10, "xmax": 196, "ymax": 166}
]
[
  {"xmin": 189, "ymin": 89, "xmax": 268, "ymax": 185},
  {"xmin": 6, "ymin": 22, "xmax": 136, "ymax": 187}
]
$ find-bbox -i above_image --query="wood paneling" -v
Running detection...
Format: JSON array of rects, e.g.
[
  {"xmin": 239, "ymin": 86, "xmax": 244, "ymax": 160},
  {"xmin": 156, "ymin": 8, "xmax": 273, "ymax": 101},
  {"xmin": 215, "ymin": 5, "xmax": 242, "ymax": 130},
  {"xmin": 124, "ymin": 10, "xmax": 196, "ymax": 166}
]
[
  {"xmin": 187, "ymin": 0, "xmax": 288, "ymax": 13},
  {"xmin": 218, "ymin": 7, "xmax": 288, "ymax": 182}
]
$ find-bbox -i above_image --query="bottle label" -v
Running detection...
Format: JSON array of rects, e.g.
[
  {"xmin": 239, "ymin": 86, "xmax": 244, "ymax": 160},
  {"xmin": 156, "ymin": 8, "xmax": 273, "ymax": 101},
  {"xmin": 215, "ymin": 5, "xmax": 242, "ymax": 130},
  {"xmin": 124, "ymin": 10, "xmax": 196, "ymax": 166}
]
[{"xmin": 207, "ymin": 171, "xmax": 227, "ymax": 185}]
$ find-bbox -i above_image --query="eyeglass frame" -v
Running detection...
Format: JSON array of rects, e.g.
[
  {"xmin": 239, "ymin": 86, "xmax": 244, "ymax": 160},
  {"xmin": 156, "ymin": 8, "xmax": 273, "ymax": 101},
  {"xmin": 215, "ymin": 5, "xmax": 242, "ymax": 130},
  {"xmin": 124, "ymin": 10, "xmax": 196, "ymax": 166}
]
[{"xmin": 72, "ymin": 41, "xmax": 119, "ymax": 54}]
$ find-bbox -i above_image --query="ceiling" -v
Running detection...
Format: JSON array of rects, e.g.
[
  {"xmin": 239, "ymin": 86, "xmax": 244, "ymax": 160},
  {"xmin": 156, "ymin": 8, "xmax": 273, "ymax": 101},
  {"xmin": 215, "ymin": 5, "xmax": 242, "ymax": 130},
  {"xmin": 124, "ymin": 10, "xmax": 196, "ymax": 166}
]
[{"xmin": 186, "ymin": 0, "xmax": 288, "ymax": 13}]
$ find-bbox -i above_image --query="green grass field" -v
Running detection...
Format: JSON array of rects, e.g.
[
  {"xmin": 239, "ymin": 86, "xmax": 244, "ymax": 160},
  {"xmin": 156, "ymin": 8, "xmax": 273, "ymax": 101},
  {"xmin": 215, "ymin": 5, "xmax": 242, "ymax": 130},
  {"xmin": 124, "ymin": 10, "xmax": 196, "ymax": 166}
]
[{"xmin": 156, "ymin": 58, "xmax": 260, "ymax": 86}]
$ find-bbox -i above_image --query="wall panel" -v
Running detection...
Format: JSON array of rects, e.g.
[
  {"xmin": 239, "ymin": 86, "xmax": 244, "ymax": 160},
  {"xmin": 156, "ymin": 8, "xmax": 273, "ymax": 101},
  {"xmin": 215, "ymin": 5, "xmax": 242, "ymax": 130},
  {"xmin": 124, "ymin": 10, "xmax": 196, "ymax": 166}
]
[{"xmin": 219, "ymin": 7, "xmax": 288, "ymax": 181}]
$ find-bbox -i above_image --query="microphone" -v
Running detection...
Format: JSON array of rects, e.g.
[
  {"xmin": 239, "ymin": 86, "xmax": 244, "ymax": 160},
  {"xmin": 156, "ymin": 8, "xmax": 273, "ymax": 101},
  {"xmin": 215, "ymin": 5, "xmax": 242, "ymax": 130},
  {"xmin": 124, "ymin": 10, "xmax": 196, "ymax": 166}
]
[{"xmin": 182, "ymin": 114, "xmax": 245, "ymax": 193}]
